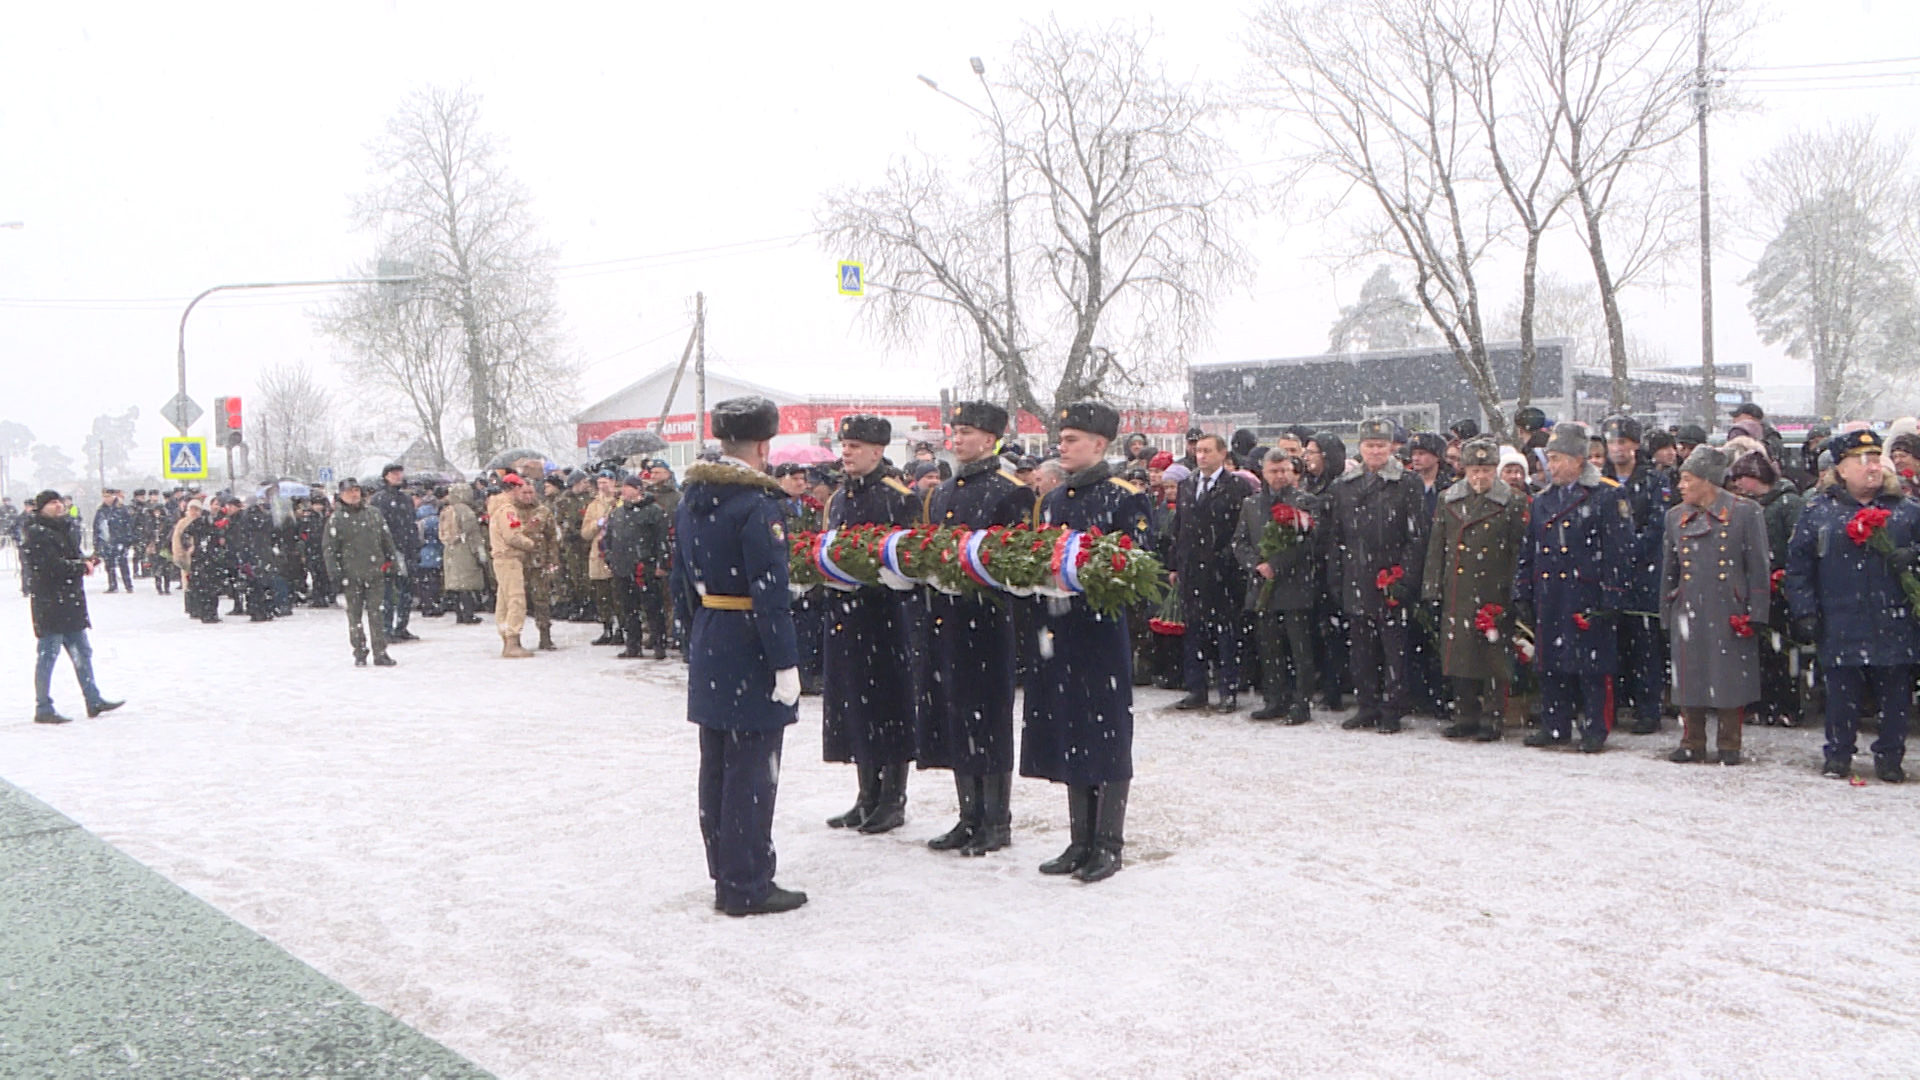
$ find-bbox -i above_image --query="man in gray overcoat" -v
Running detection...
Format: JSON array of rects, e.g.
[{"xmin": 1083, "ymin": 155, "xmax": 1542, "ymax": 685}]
[
  {"xmin": 1660, "ymin": 446, "xmax": 1771, "ymax": 764},
  {"xmin": 1421, "ymin": 438, "xmax": 1528, "ymax": 741}
]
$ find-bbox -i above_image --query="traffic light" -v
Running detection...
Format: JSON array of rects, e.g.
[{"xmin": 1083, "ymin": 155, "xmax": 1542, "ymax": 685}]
[{"xmin": 213, "ymin": 396, "xmax": 244, "ymax": 448}]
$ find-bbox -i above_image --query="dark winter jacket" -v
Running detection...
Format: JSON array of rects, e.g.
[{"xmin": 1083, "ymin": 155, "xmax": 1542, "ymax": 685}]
[
  {"xmin": 22, "ymin": 513, "xmax": 92, "ymax": 637},
  {"xmin": 1754, "ymin": 478, "xmax": 1804, "ymax": 574},
  {"xmin": 1326, "ymin": 456, "xmax": 1428, "ymax": 617},
  {"xmin": 1233, "ymin": 486, "xmax": 1323, "ymax": 612},
  {"xmin": 1304, "ymin": 434, "xmax": 1346, "ymax": 499},
  {"xmin": 323, "ymin": 501, "xmax": 399, "ymax": 586},
  {"xmin": 368, "ymin": 482, "xmax": 420, "ymax": 560},
  {"xmin": 1783, "ymin": 482, "xmax": 1920, "ymax": 668},
  {"xmin": 604, "ymin": 495, "xmax": 670, "ymax": 580},
  {"xmin": 92, "ymin": 502, "xmax": 135, "ymax": 552},
  {"xmin": 1170, "ymin": 467, "xmax": 1253, "ymax": 616},
  {"xmin": 674, "ymin": 461, "xmax": 798, "ymax": 733}
]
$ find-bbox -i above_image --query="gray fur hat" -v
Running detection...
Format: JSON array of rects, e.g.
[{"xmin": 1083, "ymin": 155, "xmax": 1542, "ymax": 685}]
[
  {"xmin": 1544, "ymin": 421, "xmax": 1591, "ymax": 459},
  {"xmin": 1680, "ymin": 444, "xmax": 1731, "ymax": 487}
]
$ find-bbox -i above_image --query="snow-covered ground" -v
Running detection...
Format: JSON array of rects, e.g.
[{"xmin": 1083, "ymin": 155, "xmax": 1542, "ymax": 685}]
[{"xmin": 4, "ymin": 580, "xmax": 1919, "ymax": 1079}]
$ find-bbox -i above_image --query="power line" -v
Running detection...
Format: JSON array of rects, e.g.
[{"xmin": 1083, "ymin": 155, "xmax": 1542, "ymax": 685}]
[
  {"xmin": 1736, "ymin": 69, "xmax": 1920, "ymax": 84},
  {"xmin": 1738, "ymin": 54, "xmax": 1920, "ymax": 72}
]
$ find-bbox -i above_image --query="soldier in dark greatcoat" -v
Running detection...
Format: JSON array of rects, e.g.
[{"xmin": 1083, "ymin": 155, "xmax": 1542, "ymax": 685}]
[
  {"xmin": 1022, "ymin": 402, "xmax": 1154, "ymax": 884},
  {"xmin": 1784, "ymin": 429, "xmax": 1919, "ymax": 784},
  {"xmin": 920, "ymin": 401, "xmax": 1038, "ymax": 857},
  {"xmin": 1326, "ymin": 417, "xmax": 1427, "ymax": 733},
  {"xmin": 1512, "ymin": 422, "xmax": 1634, "ymax": 753},
  {"xmin": 775, "ymin": 464, "xmax": 826, "ymax": 694},
  {"xmin": 675, "ymin": 396, "xmax": 806, "ymax": 916},
  {"xmin": 1421, "ymin": 438, "xmax": 1527, "ymax": 741},
  {"xmin": 822, "ymin": 414, "xmax": 921, "ymax": 834},
  {"xmin": 1599, "ymin": 415, "xmax": 1671, "ymax": 734}
]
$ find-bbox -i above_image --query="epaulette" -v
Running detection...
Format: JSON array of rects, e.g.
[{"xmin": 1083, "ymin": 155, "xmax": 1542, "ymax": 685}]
[
  {"xmin": 999, "ymin": 468, "xmax": 1026, "ymax": 487},
  {"xmin": 1598, "ymin": 476, "xmax": 1621, "ymax": 487},
  {"xmin": 1108, "ymin": 476, "xmax": 1142, "ymax": 495},
  {"xmin": 883, "ymin": 476, "xmax": 914, "ymax": 497}
]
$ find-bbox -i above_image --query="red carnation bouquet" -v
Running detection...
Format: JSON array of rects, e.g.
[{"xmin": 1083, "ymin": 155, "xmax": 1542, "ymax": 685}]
[
  {"xmin": 1473, "ymin": 603, "xmax": 1503, "ymax": 643},
  {"xmin": 1256, "ymin": 500, "xmax": 1314, "ymax": 607},
  {"xmin": 1845, "ymin": 504, "xmax": 1920, "ymax": 609},
  {"xmin": 1148, "ymin": 585, "xmax": 1185, "ymax": 636},
  {"xmin": 789, "ymin": 532, "xmax": 824, "ymax": 591},
  {"xmin": 1376, "ymin": 565, "xmax": 1406, "ymax": 609},
  {"xmin": 1070, "ymin": 530, "xmax": 1167, "ymax": 616},
  {"xmin": 1729, "ymin": 613, "xmax": 1755, "ymax": 638}
]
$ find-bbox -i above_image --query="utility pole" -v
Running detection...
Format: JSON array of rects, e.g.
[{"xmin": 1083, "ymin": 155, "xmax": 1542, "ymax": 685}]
[
  {"xmin": 1695, "ymin": 5, "xmax": 1717, "ymax": 429},
  {"xmin": 693, "ymin": 292, "xmax": 707, "ymax": 451}
]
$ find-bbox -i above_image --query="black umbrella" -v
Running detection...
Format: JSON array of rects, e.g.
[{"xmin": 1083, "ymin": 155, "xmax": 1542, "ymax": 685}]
[
  {"xmin": 597, "ymin": 428, "xmax": 667, "ymax": 460},
  {"xmin": 485, "ymin": 447, "xmax": 548, "ymax": 471}
]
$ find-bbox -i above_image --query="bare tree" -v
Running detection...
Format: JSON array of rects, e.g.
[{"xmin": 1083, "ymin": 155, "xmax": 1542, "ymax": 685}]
[
  {"xmin": 82, "ymin": 408, "xmax": 140, "ymax": 485},
  {"xmin": 1249, "ymin": 0, "xmax": 1515, "ymax": 436},
  {"xmin": 252, "ymin": 362, "xmax": 339, "ymax": 479},
  {"xmin": 0, "ymin": 420, "xmax": 31, "ymax": 498},
  {"xmin": 820, "ymin": 20, "xmax": 1248, "ymax": 428},
  {"xmin": 1327, "ymin": 265, "xmax": 1439, "ymax": 351},
  {"xmin": 32, "ymin": 444, "xmax": 75, "ymax": 489},
  {"xmin": 1522, "ymin": 0, "xmax": 1738, "ymax": 410},
  {"xmin": 320, "ymin": 278, "xmax": 465, "ymax": 466},
  {"xmin": 1744, "ymin": 123, "xmax": 1920, "ymax": 417},
  {"xmin": 326, "ymin": 85, "xmax": 578, "ymax": 464}
]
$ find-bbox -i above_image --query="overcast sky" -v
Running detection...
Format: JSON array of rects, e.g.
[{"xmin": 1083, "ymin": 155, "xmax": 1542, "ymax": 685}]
[{"xmin": 2, "ymin": 0, "xmax": 1917, "ymax": 468}]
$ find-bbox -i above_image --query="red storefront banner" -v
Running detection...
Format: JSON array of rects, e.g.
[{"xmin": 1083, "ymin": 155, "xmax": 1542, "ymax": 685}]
[{"xmin": 579, "ymin": 404, "xmax": 1188, "ymax": 448}]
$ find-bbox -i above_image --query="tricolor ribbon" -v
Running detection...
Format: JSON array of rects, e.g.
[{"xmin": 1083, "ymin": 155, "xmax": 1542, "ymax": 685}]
[
  {"xmin": 813, "ymin": 530, "xmax": 861, "ymax": 588},
  {"xmin": 881, "ymin": 529, "xmax": 913, "ymax": 581},
  {"xmin": 961, "ymin": 530, "xmax": 1004, "ymax": 590},
  {"xmin": 1056, "ymin": 530, "xmax": 1087, "ymax": 595}
]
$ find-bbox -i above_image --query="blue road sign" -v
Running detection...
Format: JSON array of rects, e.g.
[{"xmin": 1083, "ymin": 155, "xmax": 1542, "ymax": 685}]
[
  {"xmin": 838, "ymin": 261, "xmax": 865, "ymax": 296},
  {"xmin": 162, "ymin": 437, "xmax": 209, "ymax": 480},
  {"xmin": 317, "ymin": 467, "xmax": 335, "ymax": 483}
]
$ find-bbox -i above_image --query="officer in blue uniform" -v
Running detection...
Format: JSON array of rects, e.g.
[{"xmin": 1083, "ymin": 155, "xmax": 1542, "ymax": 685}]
[
  {"xmin": 822, "ymin": 414, "xmax": 922, "ymax": 834},
  {"xmin": 1784, "ymin": 429, "xmax": 1918, "ymax": 783},
  {"xmin": 1600, "ymin": 415, "xmax": 1672, "ymax": 734},
  {"xmin": 1022, "ymin": 402, "xmax": 1155, "ymax": 884},
  {"xmin": 1513, "ymin": 421, "xmax": 1634, "ymax": 753},
  {"xmin": 920, "ymin": 401, "xmax": 1039, "ymax": 857},
  {"xmin": 674, "ymin": 396, "xmax": 806, "ymax": 917}
]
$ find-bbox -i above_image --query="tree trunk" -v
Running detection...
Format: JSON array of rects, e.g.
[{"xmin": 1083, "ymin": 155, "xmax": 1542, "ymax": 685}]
[
  {"xmin": 1576, "ymin": 186, "xmax": 1631, "ymax": 415},
  {"xmin": 1516, "ymin": 229, "xmax": 1543, "ymax": 419},
  {"xmin": 458, "ymin": 295, "xmax": 493, "ymax": 462}
]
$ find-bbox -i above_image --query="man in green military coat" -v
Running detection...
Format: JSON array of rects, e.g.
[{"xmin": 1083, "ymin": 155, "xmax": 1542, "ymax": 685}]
[{"xmin": 1421, "ymin": 437, "xmax": 1527, "ymax": 741}]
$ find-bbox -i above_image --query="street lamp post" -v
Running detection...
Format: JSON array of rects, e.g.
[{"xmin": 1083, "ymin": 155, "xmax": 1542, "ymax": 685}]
[
  {"xmin": 917, "ymin": 64, "xmax": 1020, "ymax": 404},
  {"xmin": 172, "ymin": 275, "xmax": 419, "ymax": 436}
]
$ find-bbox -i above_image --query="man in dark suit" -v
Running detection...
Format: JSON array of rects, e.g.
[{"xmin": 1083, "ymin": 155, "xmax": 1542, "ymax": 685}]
[{"xmin": 1170, "ymin": 434, "xmax": 1253, "ymax": 714}]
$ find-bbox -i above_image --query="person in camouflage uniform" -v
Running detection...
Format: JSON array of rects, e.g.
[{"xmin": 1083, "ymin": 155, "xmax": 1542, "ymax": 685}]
[
  {"xmin": 521, "ymin": 479, "xmax": 561, "ymax": 651},
  {"xmin": 554, "ymin": 472, "xmax": 595, "ymax": 622}
]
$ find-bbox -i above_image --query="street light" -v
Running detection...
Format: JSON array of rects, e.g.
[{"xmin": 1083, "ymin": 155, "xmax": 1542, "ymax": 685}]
[
  {"xmin": 916, "ymin": 61, "xmax": 1020, "ymax": 402},
  {"xmin": 172, "ymin": 274, "xmax": 421, "ymax": 435}
]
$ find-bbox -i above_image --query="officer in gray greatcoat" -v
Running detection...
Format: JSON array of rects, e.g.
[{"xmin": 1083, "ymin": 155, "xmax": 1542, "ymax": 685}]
[
  {"xmin": 1660, "ymin": 446, "xmax": 1770, "ymax": 765},
  {"xmin": 1421, "ymin": 438, "xmax": 1527, "ymax": 742}
]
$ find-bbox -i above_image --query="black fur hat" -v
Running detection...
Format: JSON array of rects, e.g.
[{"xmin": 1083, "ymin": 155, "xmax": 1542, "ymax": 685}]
[
  {"xmin": 948, "ymin": 400, "xmax": 1009, "ymax": 435},
  {"xmin": 838, "ymin": 414, "xmax": 892, "ymax": 445},
  {"xmin": 1057, "ymin": 402, "xmax": 1120, "ymax": 441},
  {"xmin": 712, "ymin": 396, "xmax": 782, "ymax": 443}
]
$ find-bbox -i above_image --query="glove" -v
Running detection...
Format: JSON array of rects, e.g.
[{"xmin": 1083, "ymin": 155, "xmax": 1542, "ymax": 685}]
[
  {"xmin": 772, "ymin": 667, "xmax": 801, "ymax": 706},
  {"xmin": 1792, "ymin": 615, "xmax": 1820, "ymax": 645}
]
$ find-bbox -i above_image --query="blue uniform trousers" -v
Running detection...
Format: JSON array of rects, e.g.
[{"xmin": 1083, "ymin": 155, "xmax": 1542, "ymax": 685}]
[
  {"xmin": 699, "ymin": 726, "xmax": 784, "ymax": 910},
  {"xmin": 1823, "ymin": 664, "xmax": 1910, "ymax": 763},
  {"xmin": 1540, "ymin": 672, "xmax": 1610, "ymax": 742},
  {"xmin": 1615, "ymin": 614, "xmax": 1664, "ymax": 723}
]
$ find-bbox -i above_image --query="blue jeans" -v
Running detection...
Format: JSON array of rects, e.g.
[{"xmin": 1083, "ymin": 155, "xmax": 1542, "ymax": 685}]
[{"xmin": 35, "ymin": 631, "xmax": 103, "ymax": 714}]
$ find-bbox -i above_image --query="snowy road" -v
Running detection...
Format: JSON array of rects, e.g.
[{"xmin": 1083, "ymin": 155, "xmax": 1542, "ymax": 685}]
[{"xmin": 4, "ymin": 584, "xmax": 1918, "ymax": 1079}]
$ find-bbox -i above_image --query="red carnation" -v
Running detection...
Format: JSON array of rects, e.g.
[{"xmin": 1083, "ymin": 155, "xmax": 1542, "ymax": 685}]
[
  {"xmin": 1729, "ymin": 613, "xmax": 1755, "ymax": 638},
  {"xmin": 1572, "ymin": 612, "xmax": 1591, "ymax": 631}
]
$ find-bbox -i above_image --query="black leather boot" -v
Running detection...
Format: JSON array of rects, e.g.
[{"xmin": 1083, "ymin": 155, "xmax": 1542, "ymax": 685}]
[
  {"xmin": 1073, "ymin": 780, "xmax": 1130, "ymax": 883},
  {"xmin": 592, "ymin": 621, "xmax": 619, "ymax": 646},
  {"xmin": 857, "ymin": 764, "xmax": 910, "ymax": 834},
  {"xmin": 961, "ymin": 773, "xmax": 1013, "ymax": 856},
  {"xmin": 827, "ymin": 763, "xmax": 880, "ymax": 829},
  {"xmin": 926, "ymin": 774, "xmax": 981, "ymax": 851},
  {"xmin": 1039, "ymin": 785, "xmax": 1096, "ymax": 875}
]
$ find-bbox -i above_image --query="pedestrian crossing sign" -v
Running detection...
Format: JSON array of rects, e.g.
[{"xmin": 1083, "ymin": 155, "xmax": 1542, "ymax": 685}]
[
  {"xmin": 162, "ymin": 437, "xmax": 208, "ymax": 480},
  {"xmin": 838, "ymin": 261, "xmax": 864, "ymax": 296}
]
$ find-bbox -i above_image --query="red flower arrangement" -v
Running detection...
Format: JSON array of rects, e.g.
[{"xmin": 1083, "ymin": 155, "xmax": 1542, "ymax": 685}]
[
  {"xmin": 1473, "ymin": 603, "xmax": 1503, "ymax": 642},
  {"xmin": 1376, "ymin": 564, "xmax": 1405, "ymax": 608},
  {"xmin": 1571, "ymin": 611, "xmax": 1591, "ymax": 631},
  {"xmin": 1771, "ymin": 568, "xmax": 1786, "ymax": 593},
  {"xmin": 1729, "ymin": 613, "xmax": 1755, "ymax": 638},
  {"xmin": 1843, "ymin": 504, "xmax": 1920, "ymax": 609}
]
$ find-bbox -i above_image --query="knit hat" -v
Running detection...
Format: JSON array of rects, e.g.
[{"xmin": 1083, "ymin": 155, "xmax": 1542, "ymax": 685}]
[
  {"xmin": 30, "ymin": 489, "xmax": 62, "ymax": 511},
  {"xmin": 1726, "ymin": 449, "xmax": 1778, "ymax": 486},
  {"xmin": 1498, "ymin": 447, "xmax": 1528, "ymax": 471},
  {"xmin": 1680, "ymin": 445, "xmax": 1731, "ymax": 486},
  {"xmin": 1163, "ymin": 464, "xmax": 1192, "ymax": 484},
  {"xmin": 1545, "ymin": 421, "xmax": 1592, "ymax": 459},
  {"xmin": 1729, "ymin": 418, "xmax": 1765, "ymax": 442}
]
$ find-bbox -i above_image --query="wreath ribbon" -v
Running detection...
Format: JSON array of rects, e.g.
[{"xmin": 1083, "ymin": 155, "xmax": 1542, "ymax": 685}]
[
  {"xmin": 961, "ymin": 530, "xmax": 1005, "ymax": 590},
  {"xmin": 813, "ymin": 530, "xmax": 862, "ymax": 588}
]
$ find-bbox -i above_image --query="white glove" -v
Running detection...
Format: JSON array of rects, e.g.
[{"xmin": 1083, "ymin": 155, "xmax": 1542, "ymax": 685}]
[
  {"xmin": 772, "ymin": 667, "xmax": 801, "ymax": 706},
  {"xmin": 394, "ymin": 555, "xmax": 407, "ymax": 576}
]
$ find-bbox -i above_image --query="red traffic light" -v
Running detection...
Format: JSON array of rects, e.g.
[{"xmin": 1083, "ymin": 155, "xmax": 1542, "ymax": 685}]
[{"xmin": 220, "ymin": 396, "xmax": 244, "ymax": 447}]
